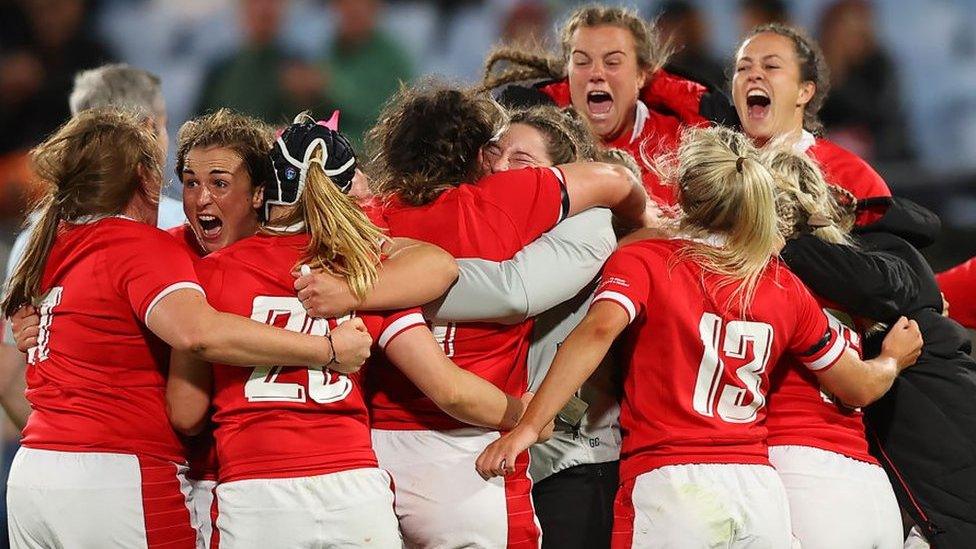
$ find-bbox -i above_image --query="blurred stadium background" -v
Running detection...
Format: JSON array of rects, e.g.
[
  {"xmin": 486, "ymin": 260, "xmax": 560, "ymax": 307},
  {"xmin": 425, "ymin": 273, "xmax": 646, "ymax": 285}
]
[{"xmin": 0, "ymin": 0, "xmax": 974, "ymax": 545}]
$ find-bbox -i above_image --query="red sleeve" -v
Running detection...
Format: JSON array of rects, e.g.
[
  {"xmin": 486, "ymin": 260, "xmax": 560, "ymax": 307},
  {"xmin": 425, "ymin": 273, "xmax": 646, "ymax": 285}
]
[
  {"xmin": 537, "ymin": 79, "xmax": 572, "ymax": 107},
  {"xmin": 112, "ymin": 226, "xmax": 203, "ymax": 324},
  {"xmin": 937, "ymin": 257, "xmax": 976, "ymax": 329},
  {"xmin": 640, "ymin": 69, "xmax": 710, "ymax": 127},
  {"xmin": 809, "ymin": 139, "xmax": 891, "ymax": 226},
  {"xmin": 370, "ymin": 308, "xmax": 426, "ymax": 350},
  {"xmin": 811, "ymin": 139, "xmax": 891, "ymax": 200},
  {"xmin": 591, "ymin": 246, "xmax": 652, "ymax": 324},
  {"xmin": 358, "ymin": 198, "xmax": 389, "ymax": 230},
  {"xmin": 788, "ymin": 276, "xmax": 847, "ymax": 372},
  {"xmin": 478, "ymin": 166, "xmax": 568, "ymax": 246}
]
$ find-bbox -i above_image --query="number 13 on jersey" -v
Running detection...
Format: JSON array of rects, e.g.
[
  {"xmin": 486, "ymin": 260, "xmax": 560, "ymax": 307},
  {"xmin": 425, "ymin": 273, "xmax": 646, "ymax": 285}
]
[{"xmin": 692, "ymin": 312, "xmax": 773, "ymax": 424}]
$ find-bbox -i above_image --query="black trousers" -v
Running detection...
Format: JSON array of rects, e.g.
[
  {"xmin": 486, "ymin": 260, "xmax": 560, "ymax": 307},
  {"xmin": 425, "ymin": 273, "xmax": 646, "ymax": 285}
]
[{"xmin": 532, "ymin": 461, "xmax": 620, "ymax": 549}]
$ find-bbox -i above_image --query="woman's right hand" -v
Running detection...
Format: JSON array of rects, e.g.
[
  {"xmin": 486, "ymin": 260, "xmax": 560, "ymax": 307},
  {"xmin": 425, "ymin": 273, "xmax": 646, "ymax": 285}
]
[
  {"xmin": 880, "ymin": 316, "xmax": 923, "ymax": 371},
  {"xmin": 11, "ymin": 305, "xmax": 40, "ymax": 353},
  {"xmin": 328, "ymin": 318, "xmax": 372, "ymax": 374}
]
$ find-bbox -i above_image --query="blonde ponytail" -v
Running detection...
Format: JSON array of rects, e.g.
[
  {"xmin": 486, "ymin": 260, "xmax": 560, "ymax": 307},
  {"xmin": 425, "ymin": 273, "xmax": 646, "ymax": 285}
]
[{"xmin": 669, "ymin": 127, "xmax": 779, "ymax": 313}]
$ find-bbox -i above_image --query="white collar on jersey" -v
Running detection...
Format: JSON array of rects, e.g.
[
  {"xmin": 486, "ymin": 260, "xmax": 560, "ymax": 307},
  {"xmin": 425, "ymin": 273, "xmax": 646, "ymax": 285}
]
[
  {"xmin": 629, "ymin": 100, "xmax": 650, "ymax": 144},
  {"xmin": 793, "ymin": 129, "xmax": 816, "ymax": 154},
  {"xmin": 67, "ymin": 214, "xmax": 137, "ymax": 224},
  {"xmin": 263, "ymin": 221, "xmax": 306, "ymax": 233}
]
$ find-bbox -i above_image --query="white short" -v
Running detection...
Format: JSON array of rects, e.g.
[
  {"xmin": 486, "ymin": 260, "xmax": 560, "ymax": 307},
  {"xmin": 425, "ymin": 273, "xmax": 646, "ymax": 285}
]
[
  {"xmin": 7, "ymin": 447, "xmax": 196, "ymax": 549},
  {"xmin": 613, "ymin": 463, "xmax": 795, "ymax": 549},
  {"xmin": 187, "ymin": 478, "xmax": 216, "ymax": 549},
  {"xmin": 372, "ymin": 427, "xmax": 541, "ymax": 549},
  {"xmin": 214, "ymin": 467, "xmax": 400, "ymax": 549},
  {"xmin": 770, "ymin": 445, "xmax": 903, "ymax": 549}
]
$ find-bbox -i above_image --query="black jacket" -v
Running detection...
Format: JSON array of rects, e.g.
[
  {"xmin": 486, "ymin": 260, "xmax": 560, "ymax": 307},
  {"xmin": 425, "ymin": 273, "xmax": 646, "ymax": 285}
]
[{"xmin": 781, "ymin": 198, "xmax": 976, "ymax": 548}]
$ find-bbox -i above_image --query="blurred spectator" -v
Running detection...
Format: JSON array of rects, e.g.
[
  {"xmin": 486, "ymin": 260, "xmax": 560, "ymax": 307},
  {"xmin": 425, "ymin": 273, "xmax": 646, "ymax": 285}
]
[
  {"xmin": 739, "ymin": 0, "xmax": 789, "ymax": 34},
  {"xmin": 656, "ymin": 0, "xmax": 727, "ymax": 87},
  {"xmin": 500, "ymin": 2, "xmax": 551, "ymax": 48},
  {"xmin": 195, "ymin": 0, "xmax": 320, "ymax": 125},
  {"xmin": 0, "ymin": 0, "xmax": 111, "ymax": 154},
  {"xmin": 818, "ymin": 0, "xmax": 914, "ymax": 162},
  {"xmin": 309, "ymin": 0, "xmax": 414, "ymax": 147}
]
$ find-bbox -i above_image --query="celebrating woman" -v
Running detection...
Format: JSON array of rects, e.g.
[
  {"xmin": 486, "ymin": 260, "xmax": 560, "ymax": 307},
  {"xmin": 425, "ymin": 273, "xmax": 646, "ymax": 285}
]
[{"xmin": 481, "ymin": 5, "xmax": 734, "ymax": 206}]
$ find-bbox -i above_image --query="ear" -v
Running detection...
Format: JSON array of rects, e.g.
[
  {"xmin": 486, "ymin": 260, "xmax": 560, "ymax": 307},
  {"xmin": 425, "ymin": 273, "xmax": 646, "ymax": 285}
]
[
  {"xmin": 136, "ymin": 163, "xmax": 160, "ymax": 195},
  {"xmin": 251, "ymin": 185, "xmax": 264, "ymax": 210},
  {"xmin": 636, "ymin": 68, "xmax": 649, "ymax": 91},
  {"xmin": 797, "ymin": 81, "xmax": 815, "ymax": 107}
]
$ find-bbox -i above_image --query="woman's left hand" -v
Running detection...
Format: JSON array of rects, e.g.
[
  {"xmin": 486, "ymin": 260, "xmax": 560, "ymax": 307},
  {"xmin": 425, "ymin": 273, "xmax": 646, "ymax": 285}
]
[{"xmin": 475, "ymin": 424, "xmax": 538, "ymax": 480}]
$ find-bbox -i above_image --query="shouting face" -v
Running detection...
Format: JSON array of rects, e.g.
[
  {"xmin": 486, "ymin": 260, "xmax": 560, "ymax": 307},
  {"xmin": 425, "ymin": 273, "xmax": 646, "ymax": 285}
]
[
  {"xmin": 733, "ymin": 32, "xmax": 815, "ymax": 145},
  {"xmin": 181, "ymin": 146, "xmax": 262, "ymax": 254},
  {"xmin": 567, "ymin": 25, "xmax": 647, "ymax": 143}
]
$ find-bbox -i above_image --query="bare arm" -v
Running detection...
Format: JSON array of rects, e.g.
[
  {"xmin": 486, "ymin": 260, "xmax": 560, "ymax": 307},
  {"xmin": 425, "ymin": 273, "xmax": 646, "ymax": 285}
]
[
  {"xmin": 384, "ymin": 326, "xmax": 524, "ymax": 430},
  {"xmin": 146, "ymin": 289, "xmax": 372, "ymax": 371},
  {"xmin": 166, "ymin": 351, "xmax": 212, "ymax": 436},
  {"xmin": 557, "ymin": 162, "xmax": 648, "ymax": 228},
  {"xmin": 428, "ymin": 209, "xmax": 616, "ymax": 324},
  {"xmin": 815, "ymin": 316, "xmax": 922, "ymax": 407},
  {"xmin": 0, "ymin": 344, "xmax": 29, "ymax": 429},
  {"xmin": 476, "ymin": 300, "xmax": 628, "ymax": 478},
  {"xmin": 294, "ymin": 238, "xmax": 459, "ymax": 319}
]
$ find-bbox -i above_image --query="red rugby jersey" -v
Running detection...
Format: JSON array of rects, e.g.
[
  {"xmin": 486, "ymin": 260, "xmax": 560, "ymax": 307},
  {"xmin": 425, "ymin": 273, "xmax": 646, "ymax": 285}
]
[
  {"xmin": 937, "ymin": 257, "xmax": 976, "ymax": 330},
  {"xmin": 368, "ymin": 166, "xmax": 567, "ymax": 430},
  {"xmin": 766, "ymin": 309, "xmax": 877, "ymax": 464},
  {"xmin": 804, "ymin": 136, "xmax": 891, "ymax": 226},
  {"xmin": 591, "ymin": 239, "xmax": 846, "ymax": 482},
  {"xmin": 167, "ymin": 223, "xmax": 206, "ymax": 259},
  {"xmin": 22, "ymin": 217, "xmax": 202, "ymax": 462},
  {"xmin": 197, "ymin": 232, "xmax": 424, "ymax": 482}
]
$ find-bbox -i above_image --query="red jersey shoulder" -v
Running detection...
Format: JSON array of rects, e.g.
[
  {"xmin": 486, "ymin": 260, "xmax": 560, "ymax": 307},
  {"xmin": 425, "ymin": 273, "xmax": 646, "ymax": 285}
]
[
  {"xmin": 78, "ymin": 218, "xmax": 201, "ymax": 324},
  {"xmin": 594, "ymin": 239, "xmax": 677, "ymax": 322},
  {"xmin": 357, "ymin": 198, "xmax": 389, "ymax": 229},
  {"xmin": 102, "ymin": 217, "xmax": 184, "ymax": 247},
  {"xmin": 475, "ymin": 166, "xmax": 564, "ymax": 196},
  {"xmin": 809, "ymin": 139, "xmax": 891, "ymax": 200},
  {"xmin": 166, "ymin": 224, "xmax": 205, "ymax": 259}
]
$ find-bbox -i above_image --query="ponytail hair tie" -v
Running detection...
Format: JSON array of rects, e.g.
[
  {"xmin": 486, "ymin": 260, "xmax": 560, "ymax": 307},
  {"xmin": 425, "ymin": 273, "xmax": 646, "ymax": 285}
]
[{"xmin": 736, "ymin": 156, "xmax": 746, "ymax": 173}]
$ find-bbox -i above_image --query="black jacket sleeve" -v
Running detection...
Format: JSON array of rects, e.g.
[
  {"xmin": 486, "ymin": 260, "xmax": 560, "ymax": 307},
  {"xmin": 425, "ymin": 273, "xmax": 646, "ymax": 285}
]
[
  {"xmin": 854, "ymin": 197, "xmax": 941, "ymax": 249},
  {"xmin": 780, "ymin": 234, "xmax": 920, "ymax": 322}
]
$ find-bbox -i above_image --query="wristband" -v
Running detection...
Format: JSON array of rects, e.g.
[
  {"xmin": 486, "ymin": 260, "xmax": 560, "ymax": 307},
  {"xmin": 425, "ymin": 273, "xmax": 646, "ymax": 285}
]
[{"xmin": 325, "ymin": 331, "xmax": 341, "ymax": 366}]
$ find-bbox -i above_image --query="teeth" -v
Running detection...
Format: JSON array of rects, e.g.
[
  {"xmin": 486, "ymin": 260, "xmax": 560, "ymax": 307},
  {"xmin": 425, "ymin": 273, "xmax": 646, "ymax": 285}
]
[
  {"xmin": 199, "ymin": 215, "xmax": 216, "ymax": 221},
  {"xmin": 748, "ymin": 89, "xmax": 769, "ymax": 98}
]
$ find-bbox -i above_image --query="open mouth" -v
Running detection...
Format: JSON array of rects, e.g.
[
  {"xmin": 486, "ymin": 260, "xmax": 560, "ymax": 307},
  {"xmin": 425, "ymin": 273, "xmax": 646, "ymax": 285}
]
[
  {"xmin": 746, "ymin": 89, "xmax": 771, "ymax": 119},
  {"xmin": 586, "ymin": 90, "xmax": 614, "ymax": 116},
  {"xmin": 197, "ymin": 214, "xmax": 223, "ymax": 239}
]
